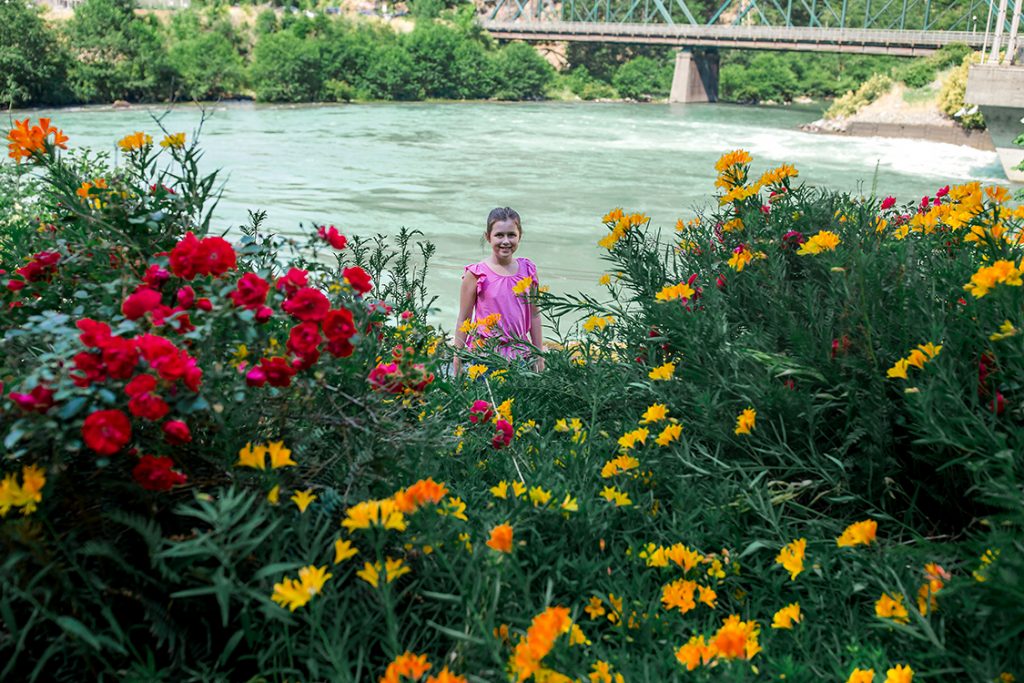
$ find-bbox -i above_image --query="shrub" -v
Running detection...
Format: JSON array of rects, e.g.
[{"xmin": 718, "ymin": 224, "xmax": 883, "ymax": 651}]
[
  {"xmin": 491, "ymin": 42, "xmax": 554, "ymax": 100},
  {"xmin": 825, "ymin": 72, "xmax": 893, "ymax": 118},
  {"xmin": 612, "ymin": 56, "xmax": 670, "ymax": 100},
  {"xmin": 0, "ymin": 1, "xmax": 70, "ymax": 107},
  {"xmin": 364, "ymin": 44, "xmax": 423, "ymax": 100},
  {"xmin": 168, "ymin": 32, "xmax": 247, "ymax": 101},
  {"xmin": 250, "ymin": 30, "xmax": 323, "ymax": 102},
  {"xmin": 939, "ymin": 53, "xmax": 987, "ymax": 130}
]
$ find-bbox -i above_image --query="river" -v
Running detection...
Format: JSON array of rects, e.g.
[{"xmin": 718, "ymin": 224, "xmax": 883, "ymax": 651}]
[{"xmin": 19, "ymin": 101, "xmax": 1007, "ymax": 328}]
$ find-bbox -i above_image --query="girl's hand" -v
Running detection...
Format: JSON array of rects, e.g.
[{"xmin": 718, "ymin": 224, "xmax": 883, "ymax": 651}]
[{"xmin": 533, "ymin": 356, "xmax": 545, "ymax": 373}]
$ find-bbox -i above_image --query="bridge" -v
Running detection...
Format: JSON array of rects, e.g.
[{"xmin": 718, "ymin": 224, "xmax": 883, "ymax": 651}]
[{"xmin": 481, "ymin": 0, "xmax": 1023, "ymax": 105}]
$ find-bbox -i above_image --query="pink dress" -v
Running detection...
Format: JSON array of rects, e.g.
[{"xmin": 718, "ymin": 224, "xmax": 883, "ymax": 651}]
[{"xmin": 463, "ymin": 258, "xmax": 538, "ymax": 360}]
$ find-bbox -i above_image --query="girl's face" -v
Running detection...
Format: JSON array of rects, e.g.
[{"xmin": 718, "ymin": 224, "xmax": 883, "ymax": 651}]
[{"xmin": 487, "ymin": 219, "xmax": 521, "ymax": 260}]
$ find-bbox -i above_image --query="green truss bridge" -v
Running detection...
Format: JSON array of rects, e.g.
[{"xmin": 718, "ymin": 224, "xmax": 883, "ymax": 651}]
[{"xmin": 481, "ymin": 0, "xmax": 1023, "ymax": 101}]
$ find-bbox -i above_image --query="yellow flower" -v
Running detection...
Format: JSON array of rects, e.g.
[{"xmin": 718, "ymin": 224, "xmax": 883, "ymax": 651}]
[
  {"xmin": 118, "ymin": 131, "xmax": 152, "ymax": 152},
  {"xmin": 466, "ymin": 364, "xmax": 488, "ymax": 380},
  {"xmin": 727, "ymin": 245, "xmax": 756, "ymax": 272},
  {"xmin": 267, "ymin": 485, "xmax": 280, "ymax": 505},
  {"xmin": 837, "ymin": 519, "xmax": 878, "ymax": 547},
  {"xmin": 382, "ymin": 652, "xmax": 432, "ymax": 683},
  {"xmin": 528, "ymin": 486, "xmax": 553, "ymax": 507},
  {"xmin": 583, "ymin": 314, "xmax": 615, "ymax": 333},
  {"xmin": 905, "ymin": 349, "xmax": 928, "ymax": 369},
  {"xmin": 159, "ymin": 132, "xmax": 186, "ymax": 149},
  {"xmin": 648, "ymin": 361, "xmax": 675, "ymax": 381},
  {"xmin": 271, "ymin": 565, "xmax": 332, "ymax": 611},
  {"xmin": 990, "ymin": 320, "xmax": 1018, "ymax": 341},
  {"xmin": 333, "ymin": 538, "xmax": 358, "ymax": 564},
  {"xmin": 584, "ymin": 596, "xmax": 606, "ymax": 619},
  {"xmin": 640, "ymin": 403, "xmax": 669, "ymax": 424},
  {"xmin": 490, "ymin": 480, "xmax": 510, "ymax": 499},
  {"xmin": 266, "ymin": 441, "xmax": 296, "ymax": 468},
  {"xmin": 964, "ymin": 259, "xmax": 1023, "ymax": 298},
  {"xmin": 602, "ymin": 208, "xmax": 624, "ymax": 223},
  {"xmin": 341, "ymin": 498, "xmax": 407, "ymax": 532},
  {"xmin": 601, "ymin": 454, "xmax": 640, "ymax": 478},
  {"xmin": 512, "ymin": 276, "xmax": 534, "ymax": 295},
  {"xmin": 885, "ymin": 664, "xmax": 914, "ymax": 683},
  {"xmin": 917, "ymin": 342, "xmax": 942, "ymax": 359},
  {"xmin": 734, "ymin": 407, "xmax": 756, "ymax": 436},
  {"xmin": 775, "ymin": 538, "xmax": 806, "ymax": 580},
  {"xmin": 588, "ymin": 660, "xmax": 620, "ymax": 683},
  {"xmin": 973, "ymin": 548, "xmax": 999, "ymax": 581},
  {"xmin": 291, "ymin": 489, "xmax": 316, "ymax": 513},
  {"xmin": 438, "ymin": 496, "xmax": 469, "ymax": 521},
  {"xmin": 237, "ymin": 442, "xmax": 268, "ymax": 469},
  {"xmin": 357, "ymin": 557, "xmax": 410, "ymax": 588},
  {"xmin": 617, "ymin": 427, "xmax": 649, "ymax": 450},
  {"xmin": 512, "ymin": 481, "xmax": 527, "ymax": 498},
  {"xmin": 771, "ymin": 602, "xmax": 802, "ymax": 629},
  {"xmin": 797, "ymin": 230, "xmax": 841, "ymax": 255},
  {"xmin": 600, "ymin": 486, "xmax": 632, "ymax": 506},
  {"xmin": 655, "ymin": 282, "xmax": 695, "ymax": 301},
  {"xmin": 598, "ymin": 273, "xmax": 611, "ymax": 285},
  {"xmin": 655, "ymin": 423, "xmax": 682, "ymax": 446},
  {"xmin": 496, "ymin": 398, "xmax": 514, "ymax": 422},
  {"xmin": 758, "ymin": 163, "xmax": 798, "ymax": 187},
  {"xmin": 886, "ymin": 358, "xmax": 910, "ymax": 380},
  {"xmin": 697, "ymin": 584, "xmax": 717, "ymax": 608},
  {"xmin": 846, "ymin": 669, "xmax": 876, "ymax": 683},
  {"xmin": 559, "ymin": 493, "xmax": 579, "ymax": 513},
  {"xmin": 665, "ymin": 543, "xmax": 703, "ymax": 572},
  {"xmin": 715, "ymin": 149, "xmax": 752, "ymax": 172},
  {"xmin": 875, "ymin": 592, "xmax": 910, "ymax": 624}
]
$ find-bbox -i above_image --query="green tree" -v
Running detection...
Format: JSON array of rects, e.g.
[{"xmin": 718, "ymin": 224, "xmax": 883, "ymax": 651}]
[
  {"xmin": 0, "ymin": 1, "xmax": 69, "ymax": 107},
  {"xmin": 404, "ymin": 22, "xmax": 464, "ymax": 99},
  {"xmin": 168, "ymin": 32, "xmax": 246, "ymax": 101},
  {"xmin": 612, "ymin": 56, "xmax": 670, "ymax": 100},
  {"xmin": 364, "ymin": 44, "xmax": 422, "ymax": 100},
  {"xmin": 491, "ymin": 42, "xmax": 553, "ymax": 100},
  {"xmin": 250, "ymin": 30, "xmax": 322, "ymax": 102},
  {"xmin": 65, "ymin": 0, "xmax": 175, "ymax": 103}
]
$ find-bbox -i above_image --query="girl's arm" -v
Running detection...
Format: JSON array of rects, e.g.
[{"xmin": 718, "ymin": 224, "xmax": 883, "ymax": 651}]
[
  {"xmin": 529, "ymin": 277, "xmax": 545, "ymax": 372},
  {"xmin": 452, "ymin": 273, "xmax": 478, "ymax": 376}
]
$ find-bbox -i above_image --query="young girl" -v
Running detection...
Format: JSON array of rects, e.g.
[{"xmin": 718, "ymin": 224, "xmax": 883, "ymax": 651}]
[{"xmin": 454, "ymin": 207, "xmax": 544, "ymax": 374}]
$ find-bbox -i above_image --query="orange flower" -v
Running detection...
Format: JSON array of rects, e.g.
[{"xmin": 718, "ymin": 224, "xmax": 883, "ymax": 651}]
[
  {"xmin": 661, "ymin": 579, "xmax": 697, "ymax": 614},
  {"xmin": 486, "ymin": 523, "xmax": 514, "ymax": 553},
  {"xmin": 7, "ymin": 118, "xmax": 68, "ymax": 162},
  {"xmin": 710, "ymin": 614, "xmax": 760, "ymax": 660},
  {"xmin": 674, "ymin": 635, "xmax": 716, "ymax": 671},
  {"xmin": 380, "ymin": 651, "xmax": 431, "ymax": 683},
  {"xmin": 509, "ymin": 606, "xmax": 572, "ymax": 681},
  {"xmin": 845, "ymin": 669, "xmax": 875, "ymax": 683},
  {"xmin": 393, "ymin": 478, "xmax": 449, "ymax": 513},
  {"xmin": 425, "ymin": 667, "xmax": 467, "ymax": 683},
  {"xmin": 875, "ymin": 592, "xmax": 910, "ymax": 624}
]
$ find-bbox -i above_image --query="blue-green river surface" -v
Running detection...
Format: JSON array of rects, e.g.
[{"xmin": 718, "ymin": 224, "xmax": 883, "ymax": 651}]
[{"xmin": 17, "ymin": 101, "xmax": 1008, "ymax": 328}]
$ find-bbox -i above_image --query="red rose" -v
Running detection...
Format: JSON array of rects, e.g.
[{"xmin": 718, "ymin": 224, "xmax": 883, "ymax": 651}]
[
  {"xmin": 368, "ymin": 362, "xmax": 402, "ymax": 393},
  {"xmin": 282, "ymin": 287, "xmax": 330, "ymax": 322},
  {"xmin": 168, "ymin": 232, "xmax": 201, "ymax": 279},
  {"xmin": 247, "ymin": 357, "xmax": 296, "ymax": 388},
  {"xmin": 880, "ymin": 196, "xmax": 896, "ymax": 210},
  {"xmin": 194, "ymin": 236, "xmax": 236, "ymax": 277},
  {"xmin": 317, "ymin": 225, "xmax": 348, "ymax": 250},
  {"xmin": 15, "ymin": 251, "xmax": 60, "ymax": 282},
  {"xmin": 9, "ymin": 384, "xmax": 55, "ymax": 413},
  {"xmin": 343, "ymin": 266, "xmax": 373, "ymax": 295},
  {"xmin": 122, "ymin": 287, "xmax": 163, "ymax": 320},
  {"xmin": 100, "ymin": 336, "xmax": 139, "ymax": 380},
  {"xmin": 82, "ymin": 409, "xmax": 132, "ymax": 455},
  {"xmin": 325, "ymin": 337, "xmax": 354, "ymax": 358},
  {"xmin": 77, "ymin": 319, "xmax": 112, "ymax": 347},
  {"xmin": 275, "ymin": 268, "xmax": 308, "ymax": 297},
  {"xmin": 132, "ymin": 455, "xmax": 187, "ymax": 491},
  {"xmin": 176, "ymin": 286, "xmax": 195, "ymax": 309},
  {"xmin": 287, "ymin": 322, "xmax": 322, "ymax": 357},
  {"xmin": 125, "ymin": 374, "xmax": 157, "ymax": 397},
  {"xmin": 128, "ymin": 392, "xmax": 170, "ymax": 421},
  {"xmin": 72, "ymin": 352, "xmax": 106, "ymax": 387},
  {"xmin": 143, "ymin": 264, "xmax": 171, "ymax": 288},
  {"xmin": 322, "ymin": 307, "xmax": 356, "ymax": 340},
  {"xmin": 228, "ymin": 273, "xmax": 270, "ymax": 309},
  {"xmin": 162, "ymin": 420, "xmax": 192, "ymax": 445}
]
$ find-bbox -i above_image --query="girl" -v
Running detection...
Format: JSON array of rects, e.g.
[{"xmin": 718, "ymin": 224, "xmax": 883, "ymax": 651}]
[{"xmin": 454, "ymin": 207, "xmax": 544, "ymax": 374}]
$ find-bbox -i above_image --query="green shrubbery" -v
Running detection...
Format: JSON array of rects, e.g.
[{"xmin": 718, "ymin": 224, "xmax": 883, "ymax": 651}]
[
  {"xmin": 824, "ymin": 73, "xmax": 894, "ymax": 119},
  {"xmin": 2, "ymin": 118, "xmax": 1023, "ymax": 681}
]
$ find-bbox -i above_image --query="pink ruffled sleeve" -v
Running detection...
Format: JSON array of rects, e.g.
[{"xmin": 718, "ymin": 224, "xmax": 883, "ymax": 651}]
[
  {"xmin": 463, "ymin": 262, "xmax": 487, "ymax": 294},
  {"xmin": 520, "ymin": 258, "xmax": 538, "ymax": 281}
]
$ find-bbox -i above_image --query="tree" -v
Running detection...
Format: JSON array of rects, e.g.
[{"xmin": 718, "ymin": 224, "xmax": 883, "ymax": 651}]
[
  {"xmin": 168, "ymin": 33, "xmax": 246, "ymax": 101},
  {"xmin": 364, "ymin": 44, "xmax": 422, "ymax": 101},
  {"xmin": 250, "ymin": 30, "xmax": 322, "ymax": 102},
  {"xmin": 612, "ymin": 56, "xmax": 670, "ymax": 100},
  {"xmin": 0, "ymin": 1, "xmax": 69, "ymax": 107},
  {"xmin": 404, "ymin": 23, "xmax": 464, "ymax": 99},
  {"xmin": 491, "ymin": 42, "xmax": 553, "ymax": 100},
  {"xmin": 64, "ymin": 0, "xmax": 175, "ymax": 103}
]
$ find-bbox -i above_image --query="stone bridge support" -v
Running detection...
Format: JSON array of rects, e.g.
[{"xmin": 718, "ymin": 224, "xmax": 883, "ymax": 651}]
[
  {"xmin": 669, "ymin": 49, "xmax": 719, "ymax": 103},
  {"xmin": 966, "ymin": 65, "xmax": 1024, "ymax": 183}
]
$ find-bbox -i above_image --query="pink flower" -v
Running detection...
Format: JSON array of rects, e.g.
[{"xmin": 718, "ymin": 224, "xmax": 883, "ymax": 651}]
[
  {"xmin": 492, "ymin": 419, "xmax": 514, "ymax": 449},
  {"xmin": 317, "ymin": 225, "xmax": 348, "ymax": 249},
  {"xmin": 469, "ymin": 399, "xmax": 494, "ymax": 424},
  {"xmin": 162, "ymin": 420, "xmax": 192, "ymax": 445}
]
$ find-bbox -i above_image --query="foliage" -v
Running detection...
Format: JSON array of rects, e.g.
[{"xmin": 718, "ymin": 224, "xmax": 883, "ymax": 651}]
[
  {"xmin": 491, "ymin": 42, "xmax": 555, "ymax": 101},
  {"xmin": 611, "ymin": 56, "xmax": 670, "ymax": 100},
  {"xmin": 825, "ymin": 73, "xmax": 893, "ymax": 119},
  {"xmin": 250, "ymin": 30, "xmax": 324, "ymax": 102},
  {"xmin": 892, "ymin": 43, "xmax": 971, "ymax": 88},
  {"xmin": 720, "ymin": 50, "xmax": 897, "ymax": 103},
  {"xmin": 564, "ymin": 66, "xmax": 618, "ymax": 100},
  {"xmin": 3, "ymin": 119, "xmax": 1024, "ymax": 682},
  {"xmin": 0, "ymin": 0, "xmax": 70, "ymax": 107},
  {"xmin": 938, "ymin": 54, "xmax": 987, "ymax": 131}
]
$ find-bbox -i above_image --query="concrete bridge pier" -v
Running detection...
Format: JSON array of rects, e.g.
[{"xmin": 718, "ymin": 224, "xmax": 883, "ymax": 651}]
[
  {"xmin": 965, "ymin": 65, "xmax": 1024, "ymax": 183},
  {"xmin": 669, "ymin": 49, "xmax": 719, "ymax": 103}
]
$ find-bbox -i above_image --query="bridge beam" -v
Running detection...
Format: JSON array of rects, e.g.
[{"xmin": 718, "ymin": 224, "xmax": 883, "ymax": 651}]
[
  {"xmin": 669, "ymin": 48, "xmax": 720, "ymax": 103},
  {"xmin": 965, "ymin": 64, "xmax": 1024, "ymax": 182}
]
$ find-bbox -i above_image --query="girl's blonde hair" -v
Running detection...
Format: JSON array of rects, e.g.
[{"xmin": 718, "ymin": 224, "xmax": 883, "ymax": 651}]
[{"xmin": 486, "ymin": 207, "xmax": 522, "ymax": 236}]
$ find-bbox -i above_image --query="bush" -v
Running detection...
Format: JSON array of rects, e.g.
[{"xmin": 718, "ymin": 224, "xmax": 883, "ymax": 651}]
[
  {"xmin": 611, "ymin": 56, "xmax": 670, "ymax": 100},
  {"xmin": 168, "ymin": 32, "xmax": 247, "ymax": 101},
  {"xmin": 491, "ymin": 42, "xmax": 554, "ymax": 100},
  {"xmin": 939, "ymin": 53, "xmax": 987, "ymax": 130},
  {"xmin": 250, "ymin": 30, "xmax": 323, "ymax": 102},
  {"xmin": 565, "ymin": 66, "xmax": 618, "ymax": 100},
  {"xmin": 364, "ymin": 44, "xmax": 422, "ymax": 100},
  {"xmin": 825, "ymin": 72, "xmax": 893, "ymax": 118},
  {"xmin": 0, "ymin": 1, "xmax": 69, "ymax": 107}
]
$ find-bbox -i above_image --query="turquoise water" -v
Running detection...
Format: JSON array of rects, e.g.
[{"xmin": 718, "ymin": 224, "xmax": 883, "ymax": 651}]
[{"xmin": 17, "ymin": 101, "xmax": 1006, "ymax": 326}]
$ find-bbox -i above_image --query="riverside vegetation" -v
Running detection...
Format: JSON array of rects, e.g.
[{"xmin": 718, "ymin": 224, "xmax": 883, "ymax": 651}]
[
  {"xmin": 3, "ymin": 118, "xmax": 1024, "ymax": 681},
  {"xmin": 0, "ymin": 0, "xmax": 981, "ymax": 110}
]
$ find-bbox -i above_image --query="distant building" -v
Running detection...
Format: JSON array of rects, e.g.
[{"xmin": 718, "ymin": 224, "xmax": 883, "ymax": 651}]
[{"xmin": 31, "ymin": 0, "xmax": 191, "ymax": 8}]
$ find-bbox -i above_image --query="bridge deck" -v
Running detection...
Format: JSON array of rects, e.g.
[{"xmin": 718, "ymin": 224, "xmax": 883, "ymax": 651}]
[{"xmin": 481, "ymin": 20, "xmax": 988, "ymax": 56}]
